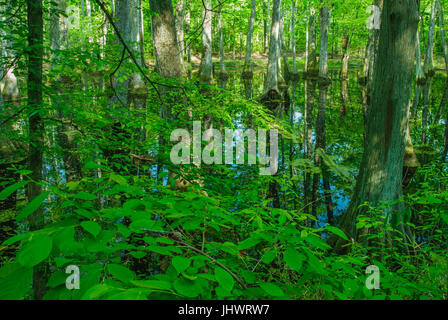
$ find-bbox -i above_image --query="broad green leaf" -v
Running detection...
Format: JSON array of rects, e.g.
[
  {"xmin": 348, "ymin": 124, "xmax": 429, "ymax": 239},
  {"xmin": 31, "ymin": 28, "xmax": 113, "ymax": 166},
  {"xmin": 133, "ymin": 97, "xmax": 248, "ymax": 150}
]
[
  {"xmin": 260, "ymin": 282, "xmax": 285, "ymax": 297},
  {"xmin": 131, "ymin": 280, "xmax": 171, "ymax": 291},
  {"xmin": 73, "ymin": 191, "xmax": 97, "ymax": 201},
  {"xmin": 81, "ymin": 284, "xmax": 116, "ymax": 300},
  {"xmin": 0, "ymin": 181, "xmax": 27, "ymax": 201},
  {"xmin": 173, "ymin": 277, "xmax": 201, "ymax": 298},
  {"xmin": 107, "ymin": 264, "xmax": 135, "ymax": 283},
  {"xmin": 238, "ymin": 236, "xmax": 262, "ymax": 250},
  {"xmin": 106, "ymin": 288, "xmax": 149, "ymax": 300},
  {"xmin": 261, "ymin": 250, "xmax": 277, "ymax": 264},
  {"xmin": 16, "ymin": 191, "xmax": 49, "ymax": 221},
  {"xmin": 326, "ymin": 226, "xmax": 349, "ymax": 241},
  {"xmin": 214, "ymin": 267, "xmax": 234, "ymax": 292},
  {"xmin": 283, "ymin": 247, "xmax": 304, "ymax": 272},
  {"xmin": 172, "ymin": 256, "xmax": 191, "ymax": 274},
  {"xmin": 0, "ymin": 263, "xmax": 33, "ymax": 300},
  {"xmin": 80, "ymin": 221, "xmax": 101, "ymax": 237},
  {"xmin": 17, "ymin": 234, "xmax": 53, "ymax": 267}
]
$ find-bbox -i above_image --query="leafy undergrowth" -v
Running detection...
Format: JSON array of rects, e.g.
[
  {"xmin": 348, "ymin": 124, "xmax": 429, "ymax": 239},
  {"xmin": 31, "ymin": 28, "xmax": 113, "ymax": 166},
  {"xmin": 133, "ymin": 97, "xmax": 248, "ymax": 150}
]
[{"xmin": 0, "ymin": 163, "xmax": 447, "ymax": 300}]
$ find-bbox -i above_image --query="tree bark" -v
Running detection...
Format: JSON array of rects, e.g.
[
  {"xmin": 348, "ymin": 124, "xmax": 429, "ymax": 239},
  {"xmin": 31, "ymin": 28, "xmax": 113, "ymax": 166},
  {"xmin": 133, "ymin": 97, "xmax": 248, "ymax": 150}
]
[
  {"xmin": 312, "ymin": 6, "xmax": 333, "ymax": 224},
  {"xmin": 340, "ymin": 34, "xmax": 350, "ymax": 80},
  {"xmin": 175, "ymin": 0, "xmax": 185, "ymax": 68},
  {"xmin": 50, "ymin": 0, "xmax": 83, "ymax": 183},
  {"xmin": 411, "ymin": 30, "xmax": 425, "ymax": 120},
  {"xmin": 332, "ymin": 0, "xmax": 419, "ymax": 251},
  {"xmin": 305, "ymin": 7, "xmax": 317, "ymax": 74},
  {"xmin": 266, "ymin": 0, "xmax": 282, "ymax": 92},
  {"xmin": 291, "ymin": 0, "xmax": 297, "ymax": 73},
  {"xmin": 199, "ymin": 0, "xmax": 213, "ymax": 83},
  {"xmin": 27, "ymin": 0, "xmax": 47, "ymax": 299},
  {"xmin": 0, "ymin": 2, "xmax": 20, "ymax": 107},
  {"xmin": 244, "ymin": 0, "xmax": 256, "ymax": 73},
  {"xmin": 436, "ymin": 1, "xmax": 448, "ymax": 73},
  {"xmin": 421, "ymin": 2, "xmax": 437, "ymax": 145}
]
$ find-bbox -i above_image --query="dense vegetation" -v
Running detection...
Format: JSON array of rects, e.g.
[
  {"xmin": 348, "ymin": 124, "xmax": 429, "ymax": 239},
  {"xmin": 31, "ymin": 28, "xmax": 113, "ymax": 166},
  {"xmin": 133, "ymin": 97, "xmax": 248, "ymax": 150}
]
[{"xmin": 0, "ymin": 0, "xmax": 447, "ymax": 300}]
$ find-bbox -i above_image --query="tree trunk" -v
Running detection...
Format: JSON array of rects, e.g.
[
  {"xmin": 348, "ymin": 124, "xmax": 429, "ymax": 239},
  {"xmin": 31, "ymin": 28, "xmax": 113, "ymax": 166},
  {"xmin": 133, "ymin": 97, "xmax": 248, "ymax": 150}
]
[
  {"xmin": 266, "ymin": 0, "xmax": 282, "ymax": 92},
  {"xmin": 411, "ymin": 30, "xmax": 425, "ymax": 120},
  {"xmin": 312, "ymin": 6, "xmax": 333, "ymax": 224},
  {"xmin": 0, "ymin": 2, "xmax": 20, "ymax": 107},
  {"xmin": 435, "ymin": 1, "xmax": 448, "ymax": 73},
  {"xmin": 175, "ymin": 0, "xmax": 185, "ymax": 68},
  {"xmin": 199, "ymin": 0, "xmax": 213, "ymax": 83},
  {"xmin": 423, "ymin": 1, "xmax": 437, "ymax": 77},
  {"xmin": 27, "ymin": 0, "xmax": 47, "ymax": 299},
  {"xmin": 149, "ymin": 0, "xmax": 183, "ymax": 106},
  {"xmin": 50, "ymin": 0, "xmax": 83, "ymax": 183},
  {"xmin": 186, "ymin": 5, "xmax": 191, "ymax": 63},
  {"xmin": 421, "ymin": 2, "xmax": 437, "ymax": 145},
  {"xmin": 111, "ymin": 0, "xmax": 142, "ymax": 111},
  {"xmin": 244, "ymin": 0, "xmax": 256, "ymax": 73},
  {"xmin": 340, "ymin": 34, "xmax": 350, "ymax": 80},
  {"xmin": 332, "ymin": 0, "xmax": 419, "ymax": 251},
  {"xmin": 305, "ymin": 7, "xmax": 317, "ymax": 74},
  {"xmin": 291, "ymin": 0, "xmax": 296, "ymax": 73}
]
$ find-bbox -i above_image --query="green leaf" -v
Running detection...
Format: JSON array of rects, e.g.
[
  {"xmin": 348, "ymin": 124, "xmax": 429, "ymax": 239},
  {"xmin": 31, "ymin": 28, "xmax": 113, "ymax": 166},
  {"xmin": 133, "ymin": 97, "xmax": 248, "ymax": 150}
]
[
  {"xmin": 283, "ymin": 247, "xmax": 304, "ymax": 272},
  {"xmin": 129, "ymin": 251, "xmax": 147, "ymax": 259},
  {"xmin": 81, "ymin": 284, "xmax": 116, "ymax": 300},
  {"xmin": 16, "ymin": 191, "xmax": 49, "ymax": 221},
  {"xmin": 107, "ymin": 264, "xmax": 135, "ymax": 283},
  {"xmin": 80, "ymin": 221, "xmax": 101, "ymax": 237},
  {"xmin": 107, "ymin": 288, "xmax": 149, "ymax": 300},
  {"xmin": 0, "ymin": 181, "xmax": 27, "ymax": 201},
  {"xmin": 260, "ymin": 282, "xmax": 285, "ymax": 297},
  {"xmin": 172, "ymin": 256, "xmax": 191, "ymax": 274},
  {"xmin": 0, "ymin": 263, "xmax": 33, "ymax": 299},
  {"xmin": 17, "ymin": 234, "xmax": 53, "ymax": 267},
  {"xmin": 131, "ymin": 280, "xmax": 171, "ymax": 291},
  {"xmin": 214, "ymin": 267, "xmax": 234, "ymax": 292},
  {"xmin": 326, "ymin": 226, "xmax": 349, "ymax": 241},
  {"xmin": 261, "ymin": 250, "xmax": 277, "ymax": 264},
  {"xmin": 73, "ymin": 191, "xmax": 97, "ymax": 201},
  {"xmin": 238, "ymin": 236, "xmax": 262, "ymax": 250},
  {"xmin": 173, "ymin": 277, "xmax": 201, "ymax": 298}
]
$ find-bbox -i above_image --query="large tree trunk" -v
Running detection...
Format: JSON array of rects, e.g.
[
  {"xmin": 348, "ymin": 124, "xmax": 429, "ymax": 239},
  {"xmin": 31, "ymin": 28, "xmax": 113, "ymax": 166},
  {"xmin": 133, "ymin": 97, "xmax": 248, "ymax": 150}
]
[
  {"xmin": 340, "ymin": 34, "xmax": 350, "ymax": 80},
  {"xmin": 0, "ymin": 2, "xmax": 20, "ymax": 107},
  {"xmin": 27, "ymin": 0, "xmax": 47, "ymax": 299},
  {"xmin": 185, "ymin": 5, "xmax": 191, "ymax": 63},
  {"xmin": 421, "ymin": 1, "xmax": 437, "ymax": 145},
  {"xmin": 266, "ymin": 0, "xmax": 282, "ymax": 92},
  {"xmin": 312, "ymin": 6, "xmax": 333, "ymax": 224},
  {"xmin": 217, "ymin": 6, "xmax": 226, "ymax": 76},
  {"xmin": 423, "ymin": 1, "xmax": 437, "ymax": 77},
  {"xmin": 50, "ymin": 0, "xmax": 83, "ymax": 183},
  {"xmin": 149, "ymin": 0, "xmax": 183, "ymax": 112},
  {"xmin": 243, "ymin": 0, "xmax": 256, "ymax": 73},
  {"xmin": 410, "ymin": 30, "xmax": 425, "ymax": 120},
  {"xmin": 364, "ymin": 0, "xmax": 383, "ymax": 105},
  {"xmin": 332, "ymin": 0, "xmax": 419, "ymax": 251},
  {"xmin": 436, "ymin": 1, "xmax": 448, "ymax": 73},
  {"xmin": 290, "ymin": 0, "xmax": 297, "ymax": 73},
  {"xmin": 279, "ymin": 3, "xmax": 289, "ymax": 78},
  {"xmin": 303, "ymin": 79, "xmax": 316, "ymax": 217},
  {"xmin": 175, "ymin": 0, "xmax": 185, "ymax": 68},
  {"xmin": 305, "ymin": 7, "xmax": 317, "ymax": 74},
  {"xmin": 199, "ymin": 0, "xmax": 213, "ymax": 83},
  {"xmin": 111, "ymin": 0, "xmax": 143, "ymax": 110}
]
